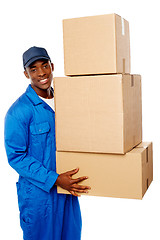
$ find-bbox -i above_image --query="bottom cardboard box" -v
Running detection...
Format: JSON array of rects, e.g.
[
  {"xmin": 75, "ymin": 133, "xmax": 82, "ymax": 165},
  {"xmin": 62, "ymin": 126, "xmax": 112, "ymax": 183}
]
[{"xmin": 56, "ymin": 142, "xmax": 153, "ymax": 199}]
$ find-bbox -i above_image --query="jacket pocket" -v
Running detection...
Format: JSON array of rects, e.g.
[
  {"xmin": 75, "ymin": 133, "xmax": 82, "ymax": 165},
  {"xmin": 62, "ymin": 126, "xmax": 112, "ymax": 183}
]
[
  {"xmin": 29, "ymin": 121, "xmax": 51, "ymax": 144},
  {"xmin": 16, "ymin": 181, "xmax": 33, "ymax": 238},
  {"xmin": 30, "ymin": 121, "xmax": 50, "ymax": 135},
  {"xmin": 29, "ymin": 122, "xmax": 51, "ymax": 161}
]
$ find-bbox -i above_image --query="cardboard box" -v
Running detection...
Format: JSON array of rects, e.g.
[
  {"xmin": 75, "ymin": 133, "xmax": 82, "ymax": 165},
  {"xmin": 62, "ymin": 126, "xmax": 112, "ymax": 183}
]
[
  {"xmin": 63, "ymin": 13, "xmax": 130, "ymax": 76},
  {"xmin": 56, "ymin": 142, "xmax": 153, "ymax": 199},
  {"xmin": 54, "ymin": 74, "xmax": 142, "ymax": 154}
]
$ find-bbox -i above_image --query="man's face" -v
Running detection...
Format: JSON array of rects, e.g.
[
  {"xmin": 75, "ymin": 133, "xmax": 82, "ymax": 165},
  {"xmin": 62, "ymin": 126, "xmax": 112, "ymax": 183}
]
[{"xmin": 24, "ymin": 59, "xmax": 54, "ymax": 93}]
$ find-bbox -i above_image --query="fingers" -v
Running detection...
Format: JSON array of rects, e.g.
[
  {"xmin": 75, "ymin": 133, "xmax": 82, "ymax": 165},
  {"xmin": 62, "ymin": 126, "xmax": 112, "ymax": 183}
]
[
  {"xmin": 65, "ymin": 168, "xmax": 79, "ymax": 176},
  {"xmin": 69, "ymin": 184, "xmax": 91, "ymax": 197},
  {"xmin": 71, "ymin": 188, "xmax": 89, "ymax": 194},
  {"xmin": 59, "ymin": 168, "xmax": 91, "ymax": 197},
  {"xmin": 72, "ymin": 185, "xmax": 91, "ymax": 193},
  {"xmin": 64, "ymin": 168, "xmax": 88, "ymax": 183},
  {"xmin": 70, "ymin": 190, "xmax": 81, "ymax": 197},
  {"xmin": 72, "ymin": 176, "xmax": 88, "ymax": 184},
  {"xmin": 68, "ymin": 170, "xmax": 91, "ymax": 194},
  {"xmin": 70, "ymin": 183, "xmax": 91, "ymax": 195}
]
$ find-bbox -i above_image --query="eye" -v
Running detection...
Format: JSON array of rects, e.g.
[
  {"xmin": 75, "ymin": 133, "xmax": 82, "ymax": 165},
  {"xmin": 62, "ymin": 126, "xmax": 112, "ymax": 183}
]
[
  {"xmin": 43, "ymin": 64, "xmax": 49, "ymax": 69},
  {"xmin": 30, "ymin": 69, "xmax": 36, "ymax": 73}
]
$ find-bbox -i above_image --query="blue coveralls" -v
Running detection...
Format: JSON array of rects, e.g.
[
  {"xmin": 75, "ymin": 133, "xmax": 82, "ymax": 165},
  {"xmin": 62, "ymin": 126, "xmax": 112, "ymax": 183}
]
[{"xmin": 4, "ymin": 84, "xmax": 82, "ymax": 240}]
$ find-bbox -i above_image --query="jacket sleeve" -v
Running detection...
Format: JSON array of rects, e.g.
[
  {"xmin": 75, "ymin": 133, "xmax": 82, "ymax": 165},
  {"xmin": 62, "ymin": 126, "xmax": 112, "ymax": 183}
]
[{"xmin": 4, "ymin": 113, "xmax": 59, "ymax": 193}]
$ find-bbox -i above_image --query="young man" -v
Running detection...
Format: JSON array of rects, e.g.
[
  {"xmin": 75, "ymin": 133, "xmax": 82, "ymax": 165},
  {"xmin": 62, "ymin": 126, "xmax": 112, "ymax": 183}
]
[{"xmin": 4, "ymin": 46, "xmax": 90, "ymax": 240}]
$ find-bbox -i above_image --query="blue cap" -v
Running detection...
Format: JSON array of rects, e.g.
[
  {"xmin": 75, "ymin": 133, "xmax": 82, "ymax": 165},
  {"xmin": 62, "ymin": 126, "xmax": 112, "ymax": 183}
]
[{"xmin": 23, "ymin": 46, "xmax": 51, "ymax": 68}]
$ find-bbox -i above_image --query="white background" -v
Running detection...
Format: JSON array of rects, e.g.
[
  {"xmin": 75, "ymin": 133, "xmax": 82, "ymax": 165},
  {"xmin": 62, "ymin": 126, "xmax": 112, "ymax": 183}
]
[{"xmin": 0, "ymin": 0, "xmax": 160, "ymax": 239}]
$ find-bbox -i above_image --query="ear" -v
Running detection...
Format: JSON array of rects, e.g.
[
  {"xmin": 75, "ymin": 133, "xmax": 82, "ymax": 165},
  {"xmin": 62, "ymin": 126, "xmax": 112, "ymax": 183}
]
[
  {"xmin": 24, "ymin": 70, "xmax": 30, "ymax": 79},
  {"xmin": 51, "ymin": 63, "xmax": 54, "ymax": 72}
]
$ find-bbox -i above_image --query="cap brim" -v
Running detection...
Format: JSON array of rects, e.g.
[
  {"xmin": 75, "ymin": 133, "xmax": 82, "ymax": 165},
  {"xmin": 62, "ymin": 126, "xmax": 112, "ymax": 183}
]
[{"xmin": 24, "ymin": 56, "xmax": 50, "ymax": 68}]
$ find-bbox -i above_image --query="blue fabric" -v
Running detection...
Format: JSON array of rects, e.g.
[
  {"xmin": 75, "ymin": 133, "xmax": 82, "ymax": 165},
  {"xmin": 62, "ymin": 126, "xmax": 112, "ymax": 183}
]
[{"xmin": 4, "ymin": 84, "xmax": 82, "ymax": 240}]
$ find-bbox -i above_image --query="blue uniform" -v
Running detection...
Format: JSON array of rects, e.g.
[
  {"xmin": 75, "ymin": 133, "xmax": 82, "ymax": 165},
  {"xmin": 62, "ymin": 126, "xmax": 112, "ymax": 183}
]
[{"xmin": 4, "ymin": 84, "xmax": 82, "ymax": 240}]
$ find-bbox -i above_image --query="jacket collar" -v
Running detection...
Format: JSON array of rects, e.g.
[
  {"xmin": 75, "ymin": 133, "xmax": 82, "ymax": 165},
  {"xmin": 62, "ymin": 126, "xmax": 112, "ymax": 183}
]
[
  {"xmin": 25, "ymin": 84, "xmax": 54, "ymax": 107},
  {"xmin": 25, "ymin": 84, "xmax": 43, "ymax": 105}
]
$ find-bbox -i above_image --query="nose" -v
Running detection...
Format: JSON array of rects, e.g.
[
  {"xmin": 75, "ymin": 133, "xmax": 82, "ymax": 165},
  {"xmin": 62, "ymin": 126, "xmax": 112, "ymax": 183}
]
[{"xmin": 38, "ymin": 67, "xmax": 46, "ymax": 77}]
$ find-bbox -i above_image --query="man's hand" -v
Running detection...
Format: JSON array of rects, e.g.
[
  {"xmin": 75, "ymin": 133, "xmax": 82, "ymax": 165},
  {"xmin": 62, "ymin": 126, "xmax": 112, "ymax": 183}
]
[{"xmin": 55, "ymin": 168, "xmax": 91, "ymax": 197}]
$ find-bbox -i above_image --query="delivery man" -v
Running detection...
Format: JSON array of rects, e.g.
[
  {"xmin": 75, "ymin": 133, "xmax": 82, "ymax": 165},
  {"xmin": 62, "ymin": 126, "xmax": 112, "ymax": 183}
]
[{"xmin": 4, "ymin": 46, "xmax": 90, "ymax": 240}]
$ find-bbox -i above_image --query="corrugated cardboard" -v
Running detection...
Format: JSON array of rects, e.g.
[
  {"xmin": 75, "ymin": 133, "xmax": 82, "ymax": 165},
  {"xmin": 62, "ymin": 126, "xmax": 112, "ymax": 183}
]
[
  {"xmin": 54, "ymin": 74, "xmax": 142, "ymax": 154},
  {"xmin": 56, "ymin": 142, "xmax": 153, "ymax": 199},
  {"xmin": 63, "ymin": 13, "xmax": 130, "ymax": 76}
]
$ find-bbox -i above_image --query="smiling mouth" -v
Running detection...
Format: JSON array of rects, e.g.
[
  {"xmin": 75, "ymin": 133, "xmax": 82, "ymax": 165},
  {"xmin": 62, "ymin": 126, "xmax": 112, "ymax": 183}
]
[{"xmin": 39, "ymin": 78, "xmax": 48, "ymax": 84}]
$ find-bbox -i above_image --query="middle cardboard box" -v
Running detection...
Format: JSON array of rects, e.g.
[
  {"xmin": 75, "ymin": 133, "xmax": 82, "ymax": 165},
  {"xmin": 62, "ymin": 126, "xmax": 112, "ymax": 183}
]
[{"xmin": 54, "ymin": 74, "xmax": 142, "ymax": 154}]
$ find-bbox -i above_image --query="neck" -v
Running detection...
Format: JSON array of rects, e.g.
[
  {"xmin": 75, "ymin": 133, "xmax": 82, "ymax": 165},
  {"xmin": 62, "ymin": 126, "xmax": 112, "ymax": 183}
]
[{"xmin": 31, "ymin": 85, "xmax": 53, "ymax": 99}]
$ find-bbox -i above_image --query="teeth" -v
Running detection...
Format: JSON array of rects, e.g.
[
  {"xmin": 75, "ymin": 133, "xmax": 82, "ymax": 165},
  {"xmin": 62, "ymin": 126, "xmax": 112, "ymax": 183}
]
[{"xmin": 40, "ymin": 79, "xmax": 47, "ymax": 83}]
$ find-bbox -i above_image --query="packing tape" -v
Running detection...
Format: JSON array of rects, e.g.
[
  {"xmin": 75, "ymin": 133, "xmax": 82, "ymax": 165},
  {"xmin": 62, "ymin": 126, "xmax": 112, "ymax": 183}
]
[
  {"xmin": 121, "ymin": 17, "xmax": 125, "ymax": 36},
  {"xmin": 137, "ymin": 145, "xmax": 148, "ymax": 149},
  {"xmin": 137, "ymin": 145, "xmax": 149, "ymax": 163}
]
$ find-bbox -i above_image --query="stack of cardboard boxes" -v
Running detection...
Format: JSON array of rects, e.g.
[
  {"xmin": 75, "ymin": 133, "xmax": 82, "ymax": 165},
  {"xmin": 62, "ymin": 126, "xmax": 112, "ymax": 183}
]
[{"xmin": 54, "ymin": 14, "xmax": 153, "ymax": 199}]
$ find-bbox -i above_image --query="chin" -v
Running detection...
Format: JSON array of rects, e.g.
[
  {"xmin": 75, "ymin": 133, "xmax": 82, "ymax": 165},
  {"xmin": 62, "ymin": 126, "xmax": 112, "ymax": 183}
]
[{"xmin": 39, "ymin": 83, "xmax": 51, "ymax": 90}]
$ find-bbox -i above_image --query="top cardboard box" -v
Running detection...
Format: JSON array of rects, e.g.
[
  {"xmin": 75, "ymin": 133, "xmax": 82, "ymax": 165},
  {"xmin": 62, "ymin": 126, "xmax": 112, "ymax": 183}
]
[{"xmin": 63, "ymin": 13, "xmax": 130, "ymax": 76}]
